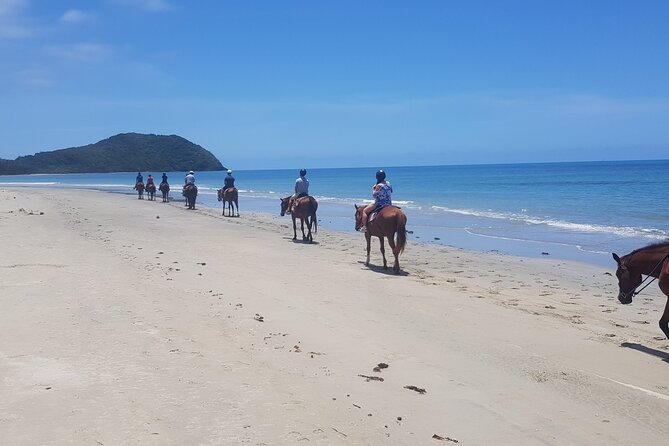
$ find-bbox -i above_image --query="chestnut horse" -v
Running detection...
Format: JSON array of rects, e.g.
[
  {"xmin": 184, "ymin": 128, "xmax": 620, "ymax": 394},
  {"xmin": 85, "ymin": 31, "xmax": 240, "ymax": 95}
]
[
  {"xmin": 280, "ymin": 195, "xmax": 318, "ymax": 242},
  {"xmin": 146, "ymin": 182, "xmax": 156, "ymax": 201},
  {"xmin": 217, "ymin": 187, "xmax": 239, "ymax": 217},
  {"xmin": 613, "ymin": 242, "xmax": 669, "ymax": 340},
  {"xmin": 354, "ymin": 205, "xmax": 407, "ymax": 273},
  {"xmin": 159, "ymin": 181, "xmax": 170, "ymax": 202},
  {"xmin": 134, "ymin": 181, "xmax": 144, "ymax": 199}
]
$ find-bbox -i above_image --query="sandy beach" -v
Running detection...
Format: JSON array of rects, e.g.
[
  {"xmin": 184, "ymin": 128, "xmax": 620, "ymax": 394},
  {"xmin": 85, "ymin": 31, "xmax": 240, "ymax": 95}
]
[{"xmin": 1, "ymin": 187, "xmax": 669, "ymax": 445}]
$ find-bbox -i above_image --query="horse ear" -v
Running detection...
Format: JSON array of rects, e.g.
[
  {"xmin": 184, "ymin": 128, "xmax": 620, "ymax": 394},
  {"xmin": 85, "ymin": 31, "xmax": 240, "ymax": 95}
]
[
  {"xmin": 612, "ymin": 253, "xmax": 621, "ymax": 264},
  {"xmin": 354, "ymin": 204, "xmax": 358, "ymax": 209}
]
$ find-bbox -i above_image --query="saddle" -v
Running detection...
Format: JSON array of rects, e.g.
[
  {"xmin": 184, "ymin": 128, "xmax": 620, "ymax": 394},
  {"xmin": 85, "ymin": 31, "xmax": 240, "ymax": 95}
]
[
  {"xmin": 369, "ymin": 205, "xmax": 400, "ymax": 223},
  {"xmin": 368, "ymin": 205, "xmax": 384, "ymax": 223}
]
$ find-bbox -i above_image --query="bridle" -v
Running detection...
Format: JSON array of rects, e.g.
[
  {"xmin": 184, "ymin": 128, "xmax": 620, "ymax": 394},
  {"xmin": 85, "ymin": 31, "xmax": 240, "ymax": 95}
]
[{"xmin": 621, "ymin": 252, "xmax": 669, "ymax": 297}]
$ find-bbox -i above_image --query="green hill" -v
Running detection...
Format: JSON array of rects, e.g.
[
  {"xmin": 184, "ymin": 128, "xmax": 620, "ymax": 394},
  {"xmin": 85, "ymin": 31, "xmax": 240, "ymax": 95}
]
[{"xmin": 0, "ymin": 133, "xmax": 225, "ymax": 174}]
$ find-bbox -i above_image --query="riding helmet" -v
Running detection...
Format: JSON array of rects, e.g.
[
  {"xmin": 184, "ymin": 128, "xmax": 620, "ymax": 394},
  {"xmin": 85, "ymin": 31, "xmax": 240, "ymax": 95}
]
[
  {"xmin": 300, "ymin": 168, "xmax": 307, "ymax": 176},
  {"xmin": 376, "ymin": 169, "xmax": 386, "ymax": 182},
  {"xmin": 227, "ymin": 169, "xmax": 232, "ymax": 174}
]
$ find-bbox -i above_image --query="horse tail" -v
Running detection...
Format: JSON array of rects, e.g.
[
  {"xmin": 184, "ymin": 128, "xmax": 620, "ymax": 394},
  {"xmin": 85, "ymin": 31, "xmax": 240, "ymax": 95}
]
[
  {"xmin": 311, "ymin": 196, "xmax": 318, "ymax": 233},
  {"xmin": 395, "ymin": 211, "xmax": 407, "ymax": 254}
]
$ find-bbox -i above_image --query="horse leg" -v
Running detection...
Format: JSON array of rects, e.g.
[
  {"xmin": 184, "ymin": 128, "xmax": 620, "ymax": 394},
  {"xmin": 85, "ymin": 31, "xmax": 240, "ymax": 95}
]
[
  {"xmin": 301, "ymin": 217, "xmax": 307, "ymax": 240},
  {"xmin": 379, "ymin": 236, "xmax": 387, "ymax": 269},
  {"xmin": 365, "ymin": 232, "xmax": 372, "ymax": 266},
  {"xmin": 235, "ymin": 200, "xmax": 239, "ymax": 217},
  {"xmin": 387, "ymin": 234, "xmax": 399, "ymax": 273},
  {"xmin": 658, "ymin": 275, "xmax": 669, "ymax": 339},
  {"xmin": 306, "ymin": 216, "xmax": 313, "ymax": 243},
  {"xmin": 292, "ymin": 215, "xmax": 298, "ymax": 240}
]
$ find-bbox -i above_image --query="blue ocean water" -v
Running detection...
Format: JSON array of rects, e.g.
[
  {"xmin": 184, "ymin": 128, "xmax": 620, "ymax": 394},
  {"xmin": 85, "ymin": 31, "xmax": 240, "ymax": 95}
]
[{"xmin": 2, "ymin": 160, "xmax": 668, "ymax": 267}]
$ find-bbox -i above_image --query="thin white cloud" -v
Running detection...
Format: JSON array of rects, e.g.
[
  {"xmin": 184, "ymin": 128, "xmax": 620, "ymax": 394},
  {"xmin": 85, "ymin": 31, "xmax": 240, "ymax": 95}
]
[
  {"xmin": 552, "ymin": 94, "xmax": 669, "ymax": 116},
  {"xmin": 45, "ymin": 43, "xmax": 114, "ymax": 62},
  {"xmin": 111, "ymin": 0, "xmax": 173, "ymax": 12},
  {"xmin": 0, "ymin": 0, "xmax": 27, "ymax": 16},
  {"xmin": 60, "ymin": 9, "xmax": 95, "ymax": 24},
  {"xmin": 0, "ymin": 0, "xmax": 33, "ymax": 39},
  {"xmin": 3, "ymin": 67, "xmax": 53, "ymax": 88}
]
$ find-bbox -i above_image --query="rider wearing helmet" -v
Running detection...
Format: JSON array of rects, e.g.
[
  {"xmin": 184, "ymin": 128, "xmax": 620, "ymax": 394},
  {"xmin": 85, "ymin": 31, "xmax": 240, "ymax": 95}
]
[
  {"xmin": 361, "ymin": 169, "xmax": 393, "ymax": 231},
  {"xmin": 222, "ymin": 169, "xmax": 235, "ymax": 193},
  {"xmin": 288, "ymin": 168, "xmax": 310, "ymax": 214}
]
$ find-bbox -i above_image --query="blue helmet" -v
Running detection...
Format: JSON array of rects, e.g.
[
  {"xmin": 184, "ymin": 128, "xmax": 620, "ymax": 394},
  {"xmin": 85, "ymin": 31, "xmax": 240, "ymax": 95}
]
[{"xmin": 376, "ymin": 169, "xmax": 386, "ymax": 182}]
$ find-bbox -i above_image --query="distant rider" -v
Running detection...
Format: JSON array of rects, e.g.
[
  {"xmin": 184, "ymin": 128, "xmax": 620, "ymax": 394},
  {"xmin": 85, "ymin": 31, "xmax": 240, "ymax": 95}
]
[
  {"xmin": 184, "ymin": 170, "xmax": 195, "ymax": 185},
  {"xmin": 288, "ymin": 168, "xmax": 309, "ymax": 213},
  {"xmin": 146, "ymin": 174, "xmax": 155, "ymax": 188},
  {"xmin": 135, "ymin": 172, "xmax": 143, "ymax": 184},
  {"xmin": 222, "ymin": 169, "xmax": 235, "ymax": 192},
  {"xmin": 361, "ymin": 169, "xmax": 393, "ymax": 231},
  {"xmin": 161, "ymin": 172, "xmax": 168, "ymax": 183}
]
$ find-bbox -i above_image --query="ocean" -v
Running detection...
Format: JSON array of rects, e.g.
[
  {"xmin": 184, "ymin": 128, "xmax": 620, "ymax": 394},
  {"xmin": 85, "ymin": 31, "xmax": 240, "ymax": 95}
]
[{"xmin": 2, "ymin": 160, "xmax": 668, "ymax": 267}]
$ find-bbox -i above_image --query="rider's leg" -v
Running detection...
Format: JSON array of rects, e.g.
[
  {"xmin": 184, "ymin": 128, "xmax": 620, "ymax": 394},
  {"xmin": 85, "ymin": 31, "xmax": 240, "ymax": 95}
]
[{"xmin": 361, "ymin": 203, "xmax": 375, "ymax": 230}]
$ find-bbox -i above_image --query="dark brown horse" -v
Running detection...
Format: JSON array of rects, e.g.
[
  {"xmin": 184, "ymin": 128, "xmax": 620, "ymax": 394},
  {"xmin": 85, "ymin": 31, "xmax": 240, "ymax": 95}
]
[
  {"xmin": 217, "ymin": 187, "xmax": 239, "ymax": 217},
  {"xmin": 613, "ymin": 242, "xmax": 669, "ymax": 340},
  {"xmin": 159, "ymin": 181, "xmax": 170, "ymax": 202},
  {"xmin": 354, "ymin": 205, "xmax": 407, "ymax": 273},
  {"xmin": 183, "ymin": 183, "xmax": 198, "ymax": 210},
  {"xmin": 280, "ymin": 195, "xmax": 318, "ymax": 242},
  {"xmin": 134, "ymin": 181, "xmax": 144, "ymax": 199}
]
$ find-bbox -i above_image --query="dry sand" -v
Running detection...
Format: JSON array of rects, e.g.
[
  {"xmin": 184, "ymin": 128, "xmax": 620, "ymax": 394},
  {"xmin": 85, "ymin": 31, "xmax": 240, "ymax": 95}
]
[{"xmin": 1, "ymin": 188, "xmax": 669, "ymax": 445}]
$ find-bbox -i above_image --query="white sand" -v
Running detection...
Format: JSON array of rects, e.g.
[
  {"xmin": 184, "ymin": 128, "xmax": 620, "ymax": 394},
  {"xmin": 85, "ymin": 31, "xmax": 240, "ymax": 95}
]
[{"xmin": 1, "ymin": 188, "xmax": 669, "ymax": 445}]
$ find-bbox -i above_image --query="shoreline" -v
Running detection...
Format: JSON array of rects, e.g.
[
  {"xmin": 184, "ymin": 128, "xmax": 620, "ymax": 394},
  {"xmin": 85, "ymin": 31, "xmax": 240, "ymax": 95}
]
[
  {"xmin": 2, "ymin": 187, "xmax": 669, "ymax": 444},
  {"xmin": 1, "ymin": 165, "xmax": 662, "ymax": 268}
]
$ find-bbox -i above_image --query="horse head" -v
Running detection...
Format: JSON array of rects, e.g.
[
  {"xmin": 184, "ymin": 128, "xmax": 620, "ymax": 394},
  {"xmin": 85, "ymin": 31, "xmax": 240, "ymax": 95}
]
[
  {"xmin": 613, "ymin": 252, "xmax": 642, "ymax": 304},
  {"xmin": 217, "ymin": 188, "xmax": 223, "ymax": 202},
  {"xmin": 280, "ymin": 197, "xmax": 290, "ymax": 216},
  {"xmin": 354, "ymin": 204, "xmax": 364, "ymax": 231}
]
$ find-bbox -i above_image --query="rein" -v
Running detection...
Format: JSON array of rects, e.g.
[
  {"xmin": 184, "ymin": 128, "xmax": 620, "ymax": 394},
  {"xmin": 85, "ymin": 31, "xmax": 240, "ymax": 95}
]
[{"xmin": 631, "ymin": 252, "xmax": 669, "ymax": 296}]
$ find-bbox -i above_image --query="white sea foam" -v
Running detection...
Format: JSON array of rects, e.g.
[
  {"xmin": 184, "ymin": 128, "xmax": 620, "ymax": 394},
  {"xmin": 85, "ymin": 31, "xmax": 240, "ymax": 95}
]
[{"xmin": 434, "ymin": 205, "xmax": 669, "ymax": 240}]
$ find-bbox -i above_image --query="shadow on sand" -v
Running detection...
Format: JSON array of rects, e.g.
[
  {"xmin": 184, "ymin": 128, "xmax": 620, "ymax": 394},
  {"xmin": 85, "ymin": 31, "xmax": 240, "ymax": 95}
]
[
  {"xmin": 357, "ymin": 260, "xmax": 409, "ymax": 276},
  {"xmin": 621, "ymin": 342, "xmax": 669, "ymax": 363}
]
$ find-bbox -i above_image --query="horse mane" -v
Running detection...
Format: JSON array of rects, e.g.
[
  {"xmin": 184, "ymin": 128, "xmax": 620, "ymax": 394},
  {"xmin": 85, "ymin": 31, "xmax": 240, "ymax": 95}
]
[{"xmin": 629, "ymin": 240, "xmax": 669, "ymax": 257}]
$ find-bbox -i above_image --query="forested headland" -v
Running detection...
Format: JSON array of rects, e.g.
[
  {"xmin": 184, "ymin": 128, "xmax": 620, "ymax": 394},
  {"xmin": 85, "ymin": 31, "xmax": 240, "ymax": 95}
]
[{"xmin": 0, "ymin": 133, "xmax": 225, "ymax": 174}]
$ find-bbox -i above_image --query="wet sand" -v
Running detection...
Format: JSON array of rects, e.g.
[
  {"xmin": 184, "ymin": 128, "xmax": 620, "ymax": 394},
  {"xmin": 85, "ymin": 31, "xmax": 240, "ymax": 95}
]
[{"xmin": 1, "ymin": 188, "xmax": 668, "ymax": 445}]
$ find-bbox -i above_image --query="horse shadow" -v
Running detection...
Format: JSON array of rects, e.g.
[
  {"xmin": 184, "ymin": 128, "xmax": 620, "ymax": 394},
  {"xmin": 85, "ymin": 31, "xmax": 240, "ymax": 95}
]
[
  {"xmin": 620, "ymin": 342, "xmax": 669, "ymax": 363},
  {"xmin": 283, "ymin": 236, "xmax": 319, "ymax": 245},
  {"xmin": 357, "ymin": 261, "xmax": 410, "ymax": 277}
]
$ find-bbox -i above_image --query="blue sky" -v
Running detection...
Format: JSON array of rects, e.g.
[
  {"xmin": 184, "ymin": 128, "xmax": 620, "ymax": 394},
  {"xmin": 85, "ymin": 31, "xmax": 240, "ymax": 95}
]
[{"xmin": 1, "ymin": 0, "xmax": 668, "ymax": 169}]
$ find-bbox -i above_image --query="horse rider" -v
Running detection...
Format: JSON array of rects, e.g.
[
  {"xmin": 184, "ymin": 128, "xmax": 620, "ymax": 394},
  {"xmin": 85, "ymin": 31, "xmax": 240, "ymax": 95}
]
[
  {"xmin": 361, "ymin": 169, "xmax": 393, "ymax": 231},
  {"xmin": 161, "ymin": 172, "xmax": 168, "ymax": 183},
  {"xmin": 222, "ymin": 169, "xmax": 235, "ymax": 193},
  {"xmin": 184, "ymin": 170, "xmax": 195, "ymax": 185},
  {"xmin": 135, "ymin": 172, "xmax": 143, "ymax": 184},
  {"xmin": 288, "ymin": 168, "xmax": 309, "ymax": 214},
  {"xmin": 146, "ymin": 174, "xmax": 155, "ymax": 188}
]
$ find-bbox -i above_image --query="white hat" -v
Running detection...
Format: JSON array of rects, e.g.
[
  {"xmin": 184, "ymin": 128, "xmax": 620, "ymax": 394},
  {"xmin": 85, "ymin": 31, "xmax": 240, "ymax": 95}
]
[
  {"xmin": 227, "ymin": 169, "xmax": 232, "ymax": 174},
  {"xmin": 188, "ymin": 170, "xmax": 194, "ymax": 174}
]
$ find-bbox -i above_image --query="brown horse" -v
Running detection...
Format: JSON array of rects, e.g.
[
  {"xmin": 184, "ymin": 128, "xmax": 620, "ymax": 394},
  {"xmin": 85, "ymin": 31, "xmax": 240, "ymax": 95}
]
[
  {"xmin": 354, "ymin": 205, "xmax": 407, "ymax": 273},
  {"xmin": 613, "ymin": 242, "xmax": 669, "ymax": 340},
  {"xmin": 159, "ymin": 181, "xmax": 170, "ymax": 202},
  {"xmin": 145, "ymin": 182, "xmax": 156, "ymax": 201},
  {"xmin": 217, "ymin": 187, "xmax": 239, "ymax": 217},
  {"xmin": 134, "ymin": 181, "xmax": 144, "ymax": 199},
  {"xmin": 183, "ymin": 183, "xmax": 198, "ymax": 210},
  {"xmin": 280, "ymin": 195, "xmax": 318, "ymax": 242}
]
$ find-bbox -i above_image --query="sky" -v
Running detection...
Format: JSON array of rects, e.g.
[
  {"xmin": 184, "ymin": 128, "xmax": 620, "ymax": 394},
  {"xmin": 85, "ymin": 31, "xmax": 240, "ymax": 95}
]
[{"xmin": 1, "ymin": 0, "xmax": 668, "ymax": 169}]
